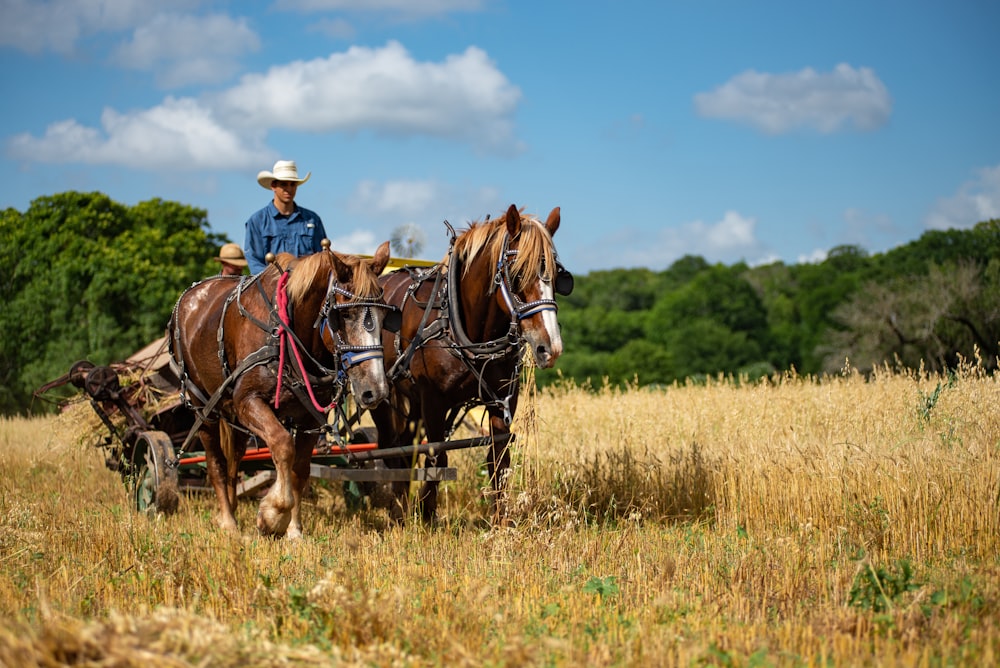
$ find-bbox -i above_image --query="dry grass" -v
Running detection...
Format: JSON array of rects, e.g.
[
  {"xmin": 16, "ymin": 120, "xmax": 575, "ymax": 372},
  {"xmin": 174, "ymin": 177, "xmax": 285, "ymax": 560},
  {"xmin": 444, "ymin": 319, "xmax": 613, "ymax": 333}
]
[{"xmin": 2, "ymin": 360, "xmax": 999, "ymax": 666}]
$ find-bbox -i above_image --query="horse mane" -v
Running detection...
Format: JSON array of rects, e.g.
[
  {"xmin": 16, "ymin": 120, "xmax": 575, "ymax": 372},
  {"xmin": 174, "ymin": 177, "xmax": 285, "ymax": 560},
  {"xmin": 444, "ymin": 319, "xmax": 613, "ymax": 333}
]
[
  {"xmin": 285, "ymin": 251, "xmax": 382, "ymax": 305},
  {"xmin": 453, "ymin": 211, "xmax": 556, "ymax": 287}
]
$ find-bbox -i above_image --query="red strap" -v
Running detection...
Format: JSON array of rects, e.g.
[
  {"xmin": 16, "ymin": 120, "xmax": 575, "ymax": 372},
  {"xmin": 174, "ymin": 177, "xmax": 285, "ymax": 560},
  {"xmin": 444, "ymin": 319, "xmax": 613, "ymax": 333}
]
[{"xmin": 273, "ymin": 271, "xmax": 335, "ymax": 414}]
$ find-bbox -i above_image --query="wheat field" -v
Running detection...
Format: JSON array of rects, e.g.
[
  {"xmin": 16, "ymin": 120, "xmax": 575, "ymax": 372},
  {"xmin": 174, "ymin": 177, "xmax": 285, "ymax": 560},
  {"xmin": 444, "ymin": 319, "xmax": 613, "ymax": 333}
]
[{"xmin": 1, "ymin": 360, "xmax": 998, "ymax": 666}]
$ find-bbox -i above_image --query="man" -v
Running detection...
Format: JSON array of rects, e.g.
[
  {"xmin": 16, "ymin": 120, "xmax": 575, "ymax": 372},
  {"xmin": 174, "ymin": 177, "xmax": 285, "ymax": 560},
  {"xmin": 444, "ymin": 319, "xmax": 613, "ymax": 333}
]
[
  {"xmin": 214, "ymin": 243, "xmax": 248, "ymax": 276},
  {"xmin": 244, "ymin": 160, "xmax": 328, "ymax": 274}
]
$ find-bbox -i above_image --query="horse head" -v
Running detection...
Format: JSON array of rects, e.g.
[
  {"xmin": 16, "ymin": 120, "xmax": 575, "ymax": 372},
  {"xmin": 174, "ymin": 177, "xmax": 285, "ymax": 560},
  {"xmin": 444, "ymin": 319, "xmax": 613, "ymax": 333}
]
[
  {"xmin": 494, "ymin": 204, "xmax": 566, "ymax": 369},
  {"xmin": 288, "ymin": 241, "xmax": 392, "ymax": 409}
]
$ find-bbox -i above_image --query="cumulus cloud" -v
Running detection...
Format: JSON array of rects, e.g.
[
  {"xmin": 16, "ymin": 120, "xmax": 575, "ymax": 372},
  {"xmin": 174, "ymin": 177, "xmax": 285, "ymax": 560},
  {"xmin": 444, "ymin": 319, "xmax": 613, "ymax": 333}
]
[
  {"xmin": 6, "ymin": 41, "xmax": 521, "ymax": 170},
  {"xmin": 597, "ymin": 210, "xmax": 767, "ymax": 270},
  {"xmin": 0, "ymin": 0, "xmax": 195, "ymax": 54},
  {"xmin": 112, "ymin": 13, "xmax": 260, "ymax": 88},
  {"xmin": 694, "ymin": 63, "xmax": 892, "ymax": 134},
  {"xmin": 215, "ymin": 41, "xmax": 521, "ymax": 151},
  {"xmin": 924, "ymin": 164, "xmax": 1000, "ymax": 230},
  {"xmin": 348, "ymin": 179, "xmax": 443, "ymax": 218},
  {"xmin": 331, "ymin": 228, "xmax": 381, "ymax": 255},
  {"xmin": 797, "ymin": 248, "xmax": 829, "ymax": 264},
  {"xmin": 0, "ymin": 3, "xmax": 256, "ymax": 89},
  {"xmin": 7, "ymin": 97, "xmax": 272, "ymax": 169},
  {"xmin": 340, "ymin": 178, "xmax": 504, "ymax": 260},
  {"xmin": 345, "ymin": 178, "xmax": 501, "ymax": 228}
]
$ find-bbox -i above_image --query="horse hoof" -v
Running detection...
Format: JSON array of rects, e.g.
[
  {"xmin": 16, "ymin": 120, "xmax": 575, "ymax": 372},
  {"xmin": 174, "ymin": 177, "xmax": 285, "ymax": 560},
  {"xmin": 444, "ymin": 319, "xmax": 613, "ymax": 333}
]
[{"xmin": 256, "ymin": 509, "xmax": 291, "ymax": 538}]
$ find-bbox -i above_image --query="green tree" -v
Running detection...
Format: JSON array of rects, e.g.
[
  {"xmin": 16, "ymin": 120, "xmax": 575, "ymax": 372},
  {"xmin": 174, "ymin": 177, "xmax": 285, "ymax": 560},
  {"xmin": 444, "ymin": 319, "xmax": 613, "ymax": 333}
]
[
  {"xmin": 662, "ymin": 254, "xmax": 711, "ymax": 289},
  {"xmin": 822, "ymin": 259, "xmax": 1000, "ymax": 374},
  {"xmin": 646, "ymin": 264, "xmax": 770, "ymax": 380},
  {"xmin": 560, "ymin": 267, "xmax": 666, "ymax": 312},
  {"xmin": 0, "ymin": 192, "xmax": 225, "ymax": 414}
]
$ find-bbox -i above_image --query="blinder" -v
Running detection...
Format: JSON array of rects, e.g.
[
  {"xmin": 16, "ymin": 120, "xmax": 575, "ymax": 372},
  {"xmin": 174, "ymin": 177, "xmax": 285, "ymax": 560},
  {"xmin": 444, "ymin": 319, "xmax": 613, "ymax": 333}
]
[
  {"xmin": 382, "ymin": 307, "xmax": 402, "ymax": 333},
  {"xmin": 554, "ymin": 261, "xmax": 574, "ymax": 296}
]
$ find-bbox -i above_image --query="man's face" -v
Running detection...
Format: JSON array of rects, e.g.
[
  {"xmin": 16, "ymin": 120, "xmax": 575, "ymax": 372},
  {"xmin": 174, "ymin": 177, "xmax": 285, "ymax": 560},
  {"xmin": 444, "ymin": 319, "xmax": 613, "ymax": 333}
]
[{"xmin": 271, "ymin": 180, "xmax": 298, "ymax": 204}]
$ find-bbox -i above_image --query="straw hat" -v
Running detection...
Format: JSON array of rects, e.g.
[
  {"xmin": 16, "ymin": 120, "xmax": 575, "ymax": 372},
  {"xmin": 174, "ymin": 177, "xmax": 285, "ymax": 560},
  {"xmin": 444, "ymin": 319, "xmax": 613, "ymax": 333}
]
[
  {"xmin": 257, "ymin": 160, "xmax": 311, "ymax": 189},
  {"xmin": 214, "ymin": 243, "xmax": 248, "ymax": 267}
]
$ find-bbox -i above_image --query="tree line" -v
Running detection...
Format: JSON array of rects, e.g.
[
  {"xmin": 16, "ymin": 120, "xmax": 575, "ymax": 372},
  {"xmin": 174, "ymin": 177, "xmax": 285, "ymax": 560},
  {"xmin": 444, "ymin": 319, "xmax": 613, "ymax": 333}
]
[
  {"xmin": 1, "ymin": 192, "xmax": 225, "ymax": 414},
  {"xmin": 3, "ymin": 191, "xmax": 998, "ymax": 414},
  {"xmin": 543, "ymin": 219, "xmax": 1000, "ymax": 388}
]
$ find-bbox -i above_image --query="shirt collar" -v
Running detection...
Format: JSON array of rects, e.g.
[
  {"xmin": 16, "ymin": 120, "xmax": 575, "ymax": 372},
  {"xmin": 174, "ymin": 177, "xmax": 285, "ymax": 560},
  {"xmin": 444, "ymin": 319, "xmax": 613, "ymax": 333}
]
[{"xmin": 267, "ymin": 200, "xmax": 299, "ymax": 219}]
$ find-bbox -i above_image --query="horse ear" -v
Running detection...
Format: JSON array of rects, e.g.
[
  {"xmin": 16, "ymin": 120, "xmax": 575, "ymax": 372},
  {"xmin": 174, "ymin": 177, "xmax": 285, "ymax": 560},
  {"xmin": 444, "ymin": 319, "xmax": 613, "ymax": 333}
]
[
  {"xmin": 371, "ymin": 240, "xmax": 391, "ymax": 276},
  {"xmin": 545, "ymin": 207, "xmax": 561, "ymax": 236},
  {"xmin": 504, "ymin": 204, "xmax": 521, "ymax": 237},
  {"xmin": 329, "ymin": 250, "xmax": 352, "ymax": 282}
]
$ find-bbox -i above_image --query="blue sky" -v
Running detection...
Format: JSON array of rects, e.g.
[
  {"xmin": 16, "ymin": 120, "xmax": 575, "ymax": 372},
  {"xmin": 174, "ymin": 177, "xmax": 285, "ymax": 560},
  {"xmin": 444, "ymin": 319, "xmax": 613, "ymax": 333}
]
[{"xmin": 2, "ymin": 1, "xmax": 998, "ymax": 273}]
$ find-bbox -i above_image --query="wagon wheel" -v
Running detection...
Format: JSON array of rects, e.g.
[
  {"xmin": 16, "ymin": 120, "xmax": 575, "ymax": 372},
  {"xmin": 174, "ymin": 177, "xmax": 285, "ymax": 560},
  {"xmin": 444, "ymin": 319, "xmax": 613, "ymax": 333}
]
[{"xmin": 131, "ymin": 430, "xmax": 180, "ymax": 515}]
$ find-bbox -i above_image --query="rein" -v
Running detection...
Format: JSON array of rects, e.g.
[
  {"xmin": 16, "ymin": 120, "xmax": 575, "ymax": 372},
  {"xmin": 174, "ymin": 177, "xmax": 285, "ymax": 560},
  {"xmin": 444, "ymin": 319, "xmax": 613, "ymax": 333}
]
[
  {"xmin": 272, "ymin": 266, "xmax": 388, "ymax": 412},
  {"xmin": 273, "ymin": 270, "xmax": 335, "ymax": 413}
]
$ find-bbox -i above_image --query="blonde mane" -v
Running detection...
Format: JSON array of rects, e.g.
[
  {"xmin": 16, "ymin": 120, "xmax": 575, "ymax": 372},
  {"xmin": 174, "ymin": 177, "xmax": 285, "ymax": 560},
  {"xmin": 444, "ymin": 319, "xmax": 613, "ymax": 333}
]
[
  {"xmin": 453, "ymin": 211, "xmax": 556, "ymax": 287},
  {"xmin": 284, "ymin": 251, "xmax": 382, "ymax": 305}
]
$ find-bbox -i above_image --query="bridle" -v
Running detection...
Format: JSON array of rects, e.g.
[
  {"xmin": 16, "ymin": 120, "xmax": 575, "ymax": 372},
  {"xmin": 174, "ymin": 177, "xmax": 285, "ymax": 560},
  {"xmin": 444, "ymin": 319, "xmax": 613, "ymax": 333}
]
[
  {"xmin": 491, "ymin": 231, "xmax": 574, "ymax": 323},
  {"xmin": 313, "ymin": 270, "xmax": 392, "ymax": 373}
]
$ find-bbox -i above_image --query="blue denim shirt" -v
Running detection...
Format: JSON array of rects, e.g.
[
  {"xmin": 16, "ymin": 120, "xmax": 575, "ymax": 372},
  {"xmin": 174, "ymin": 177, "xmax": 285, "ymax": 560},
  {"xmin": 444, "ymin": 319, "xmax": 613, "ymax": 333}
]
[{"xmin": 244, "ymin": 200, "xmax": 328, "ymax": 274}]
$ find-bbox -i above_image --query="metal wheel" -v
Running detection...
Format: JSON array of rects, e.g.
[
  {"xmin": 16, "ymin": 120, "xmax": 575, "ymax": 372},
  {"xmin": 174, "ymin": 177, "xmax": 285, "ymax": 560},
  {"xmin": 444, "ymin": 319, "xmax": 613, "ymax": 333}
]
[{"xmin": 131, "ymin": 431, "xmax": 180, "ymax": 515}]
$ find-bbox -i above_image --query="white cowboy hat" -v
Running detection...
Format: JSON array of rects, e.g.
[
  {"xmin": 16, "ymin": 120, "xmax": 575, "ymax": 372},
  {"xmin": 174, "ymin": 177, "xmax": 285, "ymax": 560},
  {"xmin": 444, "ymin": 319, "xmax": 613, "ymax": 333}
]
[
  {"xmin": 213, "ymin": 242, "xmax": 248, "ymax": 267},
  {"xmin": 257, "ymin": 160, "xmax": 311, "ymax": 189}
]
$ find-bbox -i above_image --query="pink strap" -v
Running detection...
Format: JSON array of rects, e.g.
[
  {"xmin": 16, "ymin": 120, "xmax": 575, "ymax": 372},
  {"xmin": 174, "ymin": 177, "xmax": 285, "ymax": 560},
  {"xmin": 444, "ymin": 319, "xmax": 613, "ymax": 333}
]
[{"xmin": 273, "ymin": 271, "xmax": 335, "ymax": 414}]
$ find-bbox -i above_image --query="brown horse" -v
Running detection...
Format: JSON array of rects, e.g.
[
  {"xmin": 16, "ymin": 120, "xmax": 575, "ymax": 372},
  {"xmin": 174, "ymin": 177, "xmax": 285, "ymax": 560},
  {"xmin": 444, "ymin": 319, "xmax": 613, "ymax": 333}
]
[
  {"xmin": 169, "ymin": 242, "xmax": 391, "ymax": 538},
  {"xmin": 371, "ymin": 205, "xmax": 569, "ymax": 523}
]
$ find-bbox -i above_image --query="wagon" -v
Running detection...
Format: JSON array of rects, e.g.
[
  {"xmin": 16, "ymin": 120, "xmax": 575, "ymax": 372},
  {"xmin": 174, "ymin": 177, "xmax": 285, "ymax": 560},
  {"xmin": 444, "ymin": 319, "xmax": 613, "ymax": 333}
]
[{"xmin": 35, "ymin": 256, "xmax": 508, "ymax": 517}]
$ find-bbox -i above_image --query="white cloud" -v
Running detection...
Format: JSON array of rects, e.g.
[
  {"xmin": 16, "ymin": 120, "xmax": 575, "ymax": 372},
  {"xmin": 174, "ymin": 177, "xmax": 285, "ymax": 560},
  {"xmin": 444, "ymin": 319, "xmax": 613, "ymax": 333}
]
[
  {"xmin": 348, "ymin": 179, "xmax": 442, "ymax": 218},
  {"xmin": 0, "ymin": 0, "xmax": 194, "ymax": 54},
  {"xmin": 331, "ymin": 228, "xmax": 380, "ymax": 255},
  {"xmin": 338, "ymin": 178, "xmax": 505, "ymax": 261},
  {"xmin": 924, "ymin": 164, "xmax": 1000, "ymax": 230},
  {"xmin": 215, "ymin": 41, "xmax": 521, "ymax": 152},
  {"xmin": 698, "ymin": 210, "xmax": 758, "ymax": 252},
  {"xmin": 593, "ymin": 210, "xmax": 766, "ymax": 270},
  {"xmin": 0, "ymin": 4, "xmax": 256, "ymax": 89},
  {"xmin": 112, "ymin": 13, "xmax": 260, "ymax": 88},
  {"xmin": 5, "ymin": 41, "xmax": 521, "ymax": 170},
  {"xmin": 7, "ymin": 97, "xmax": 272, "ymax": 169},
  {"xmin": 694, "ymin": 63, "xmax": 892, "ymax": 135},
  {"xmin": 797, "ymin": 249, "xmax": 829, "ymax": 264}
]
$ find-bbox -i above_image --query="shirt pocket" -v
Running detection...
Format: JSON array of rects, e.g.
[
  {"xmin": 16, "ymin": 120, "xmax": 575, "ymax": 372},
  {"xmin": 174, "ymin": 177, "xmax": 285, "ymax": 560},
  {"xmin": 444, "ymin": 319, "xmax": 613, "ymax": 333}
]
[{"xmin": 299, "ymin": 224, "xmax": 317, "ymax": 253}]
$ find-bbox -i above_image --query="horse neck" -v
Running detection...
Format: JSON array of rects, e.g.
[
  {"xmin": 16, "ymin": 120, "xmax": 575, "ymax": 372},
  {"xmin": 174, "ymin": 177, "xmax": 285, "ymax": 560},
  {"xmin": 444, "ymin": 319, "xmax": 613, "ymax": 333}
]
[
  {"xmin": 282, "ymin": 278, "xmax": 328, "ymax": 359},
  {"xmin": 457, "ymin": 253, "xmax": 510, "ymax": 343}
]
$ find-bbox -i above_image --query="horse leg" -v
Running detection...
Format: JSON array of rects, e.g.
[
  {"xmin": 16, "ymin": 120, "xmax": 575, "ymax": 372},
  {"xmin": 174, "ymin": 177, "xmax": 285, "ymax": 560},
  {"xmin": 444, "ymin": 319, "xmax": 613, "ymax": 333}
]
[
  {"xmin": 418, "ymin": 403, "xmax": 448, "ymax": 524},
  {"xmin": 286, "ymin": 431, "xmax": 318, "ymax": 540},
  {"xmin": 371, "ymin": 396, "xmax": 409, "ymax": 524},
  {"xmin": 219, "ymin": 419, "xmax": 248, "ymax": 510},
  {"xmin": 199, "ymin": 424, "xmax": 239, "ymax": 534},
  {"xmin": 484, "ymin": 412, "xmax": 514, "ymax": 526},
  {"xmin": 236, "ymin": 397, "xmax": 296, "ymax": 538}
]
